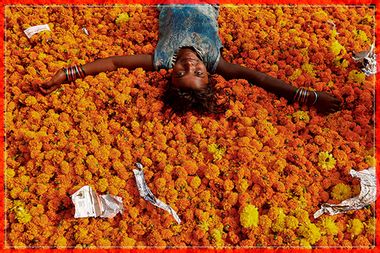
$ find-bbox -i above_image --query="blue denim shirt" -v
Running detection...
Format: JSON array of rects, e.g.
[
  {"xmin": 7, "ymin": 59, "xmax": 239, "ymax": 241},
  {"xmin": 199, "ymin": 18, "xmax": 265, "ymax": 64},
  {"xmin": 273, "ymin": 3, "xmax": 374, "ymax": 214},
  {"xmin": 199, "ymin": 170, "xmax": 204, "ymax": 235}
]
[{"xmin": 153, "ymin": 5, "xmax": 222, "ymax": 73}]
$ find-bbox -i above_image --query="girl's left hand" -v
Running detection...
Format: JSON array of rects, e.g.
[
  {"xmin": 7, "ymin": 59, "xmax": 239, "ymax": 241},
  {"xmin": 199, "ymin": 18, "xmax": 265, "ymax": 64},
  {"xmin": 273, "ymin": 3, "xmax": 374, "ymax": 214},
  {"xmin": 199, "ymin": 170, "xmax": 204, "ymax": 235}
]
[{"xmin": 314, "ymin": 91, "xmax": 341, "ymax": 114}]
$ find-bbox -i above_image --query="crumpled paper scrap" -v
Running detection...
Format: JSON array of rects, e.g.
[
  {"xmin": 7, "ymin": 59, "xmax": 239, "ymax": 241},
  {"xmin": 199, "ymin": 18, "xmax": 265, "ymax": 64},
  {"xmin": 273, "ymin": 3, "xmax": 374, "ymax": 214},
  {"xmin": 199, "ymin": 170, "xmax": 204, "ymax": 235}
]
[
  {"xmin": 133, "ymin": 162, "xmax": 181, "ymax": 224},
  {"xmin": 71, "ymin": 185, "xmax": 123, "ymax": 218},
  {"xmin": 314, "ymin": 167, "xmax": 376, "ymax": 219},
  {"xmin": 24, "ymin": 24, "xmax": 51, "ymax": 39},
  {"xmin": 352, "ymin": 43, "xmax": 377, "ymax": 76}
]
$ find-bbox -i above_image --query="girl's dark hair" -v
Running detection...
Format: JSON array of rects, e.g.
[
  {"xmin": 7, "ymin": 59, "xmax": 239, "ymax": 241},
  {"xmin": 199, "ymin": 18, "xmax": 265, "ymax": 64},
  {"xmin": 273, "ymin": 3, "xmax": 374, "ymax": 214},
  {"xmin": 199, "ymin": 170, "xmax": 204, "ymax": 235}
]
[{"xmin": 162, "ymin": 76, "xmax": 227, "ymax": 116}]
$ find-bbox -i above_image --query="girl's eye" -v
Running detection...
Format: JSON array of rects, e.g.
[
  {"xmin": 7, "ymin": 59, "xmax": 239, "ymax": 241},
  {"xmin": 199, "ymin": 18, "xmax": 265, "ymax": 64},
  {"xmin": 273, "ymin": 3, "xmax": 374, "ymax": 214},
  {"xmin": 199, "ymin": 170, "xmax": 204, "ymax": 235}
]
[
  {"xmin": 176, "ymin": 72, "xmax": 185, "ymax": 77},
  {"xmin": 195, "ymin": 71, "xmax": 203, "ymax": 76}
]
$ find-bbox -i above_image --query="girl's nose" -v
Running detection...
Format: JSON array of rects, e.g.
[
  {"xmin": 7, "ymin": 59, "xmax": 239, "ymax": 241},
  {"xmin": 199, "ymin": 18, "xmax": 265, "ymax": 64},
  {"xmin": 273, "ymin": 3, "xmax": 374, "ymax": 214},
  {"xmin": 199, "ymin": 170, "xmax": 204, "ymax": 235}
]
[{"xmin": 183, "ymin": 60, "xmax": 196, "ymax": 69}]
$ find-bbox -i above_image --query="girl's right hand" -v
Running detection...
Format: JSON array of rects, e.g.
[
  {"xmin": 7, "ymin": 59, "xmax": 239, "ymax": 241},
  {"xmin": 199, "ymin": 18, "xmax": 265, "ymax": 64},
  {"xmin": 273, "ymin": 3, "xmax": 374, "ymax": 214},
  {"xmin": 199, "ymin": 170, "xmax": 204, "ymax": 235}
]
[
  {"xmin": 313, "ymin": 91, "xmax": 341, "ymax": 114},
  {"xmin": 39, "ymin": 69, "xmax": 66, "ymax": 95}
]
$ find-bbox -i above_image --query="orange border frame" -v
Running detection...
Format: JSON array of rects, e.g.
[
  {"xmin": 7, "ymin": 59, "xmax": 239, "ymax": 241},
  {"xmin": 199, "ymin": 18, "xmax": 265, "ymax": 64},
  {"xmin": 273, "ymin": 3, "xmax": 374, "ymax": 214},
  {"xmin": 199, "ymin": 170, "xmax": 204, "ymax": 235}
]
[{"xmin": 0, "ymin": 0, "xmax": 378, "ymax": 252}]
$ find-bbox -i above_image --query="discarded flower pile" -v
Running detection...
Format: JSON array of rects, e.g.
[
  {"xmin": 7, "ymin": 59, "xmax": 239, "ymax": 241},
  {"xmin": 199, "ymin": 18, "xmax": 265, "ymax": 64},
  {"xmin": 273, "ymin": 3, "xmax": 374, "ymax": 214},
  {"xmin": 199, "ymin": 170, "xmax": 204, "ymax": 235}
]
[{"xmin": 4, "ymin": 5, "xmax": 376, "ymax": 248}]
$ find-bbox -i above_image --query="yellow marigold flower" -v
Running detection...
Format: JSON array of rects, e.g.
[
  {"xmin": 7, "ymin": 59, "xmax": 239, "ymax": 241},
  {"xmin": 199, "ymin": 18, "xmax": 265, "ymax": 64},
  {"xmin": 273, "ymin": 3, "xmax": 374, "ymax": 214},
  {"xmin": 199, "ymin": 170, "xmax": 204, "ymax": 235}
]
[
  {"xmin": 292, "ymin": 111, "xmax": 310, "ymax": 123},
  {"xmin": 318, "ymin": 151, "xmax": 336, "ymax": 170},
  {"xmin": 131, "ymin": 120, "xmax": 140, "ymax": 129},
  {"xmin": 353, "ymin": 29, "xmax": 369, "ymax": 43},
  {"xmin": 198, "ymin": 220, "xmax": 210, "ymax": 232},
  {"xmin": 285, "ymin": 215, "xmax": 299, "ymax": 230},
  {"xmin": 115, "ymin": 13, "xmax": 130, "ymax": 25},
  {"xmin": 225, "ymin": 109, "xmax": 233, "ymax": 118},
  {"xmin": 364, "ymin": 156, "xmax": 376, "ymax": 167},
  {"xmin": 74, "ymin": 227, "xmax": 89, "ymax": 242},
  {"xmin": 271, "ymin": 207, "xmax": 286, "ymax": 232},
  {"xmin": 366, "ymin": 217, "xmax": 376, "ymax": 235},
  {"xmin": 348, "ymin": 70, "xmax": 366, "ymax": 84},
  {"xmin": 319, "ymin": 217, "xmax": 339, "ymax": 236},
  {"xmin": 298, "ymin": 222, "xmax": 321, "ymax": 245},
  {"xmin": 55, "ymin": 236, "xmax": 67, "ymax": 247},
  {"xmin": 348, "ymin": 218, "xmax": 364, "ymax": 236},
  {"xmin": 97, "ymin": 238, "xmax": 112, "ymax": 247},
  {"xmin": 97, "ymin": 178, "xmax": 108, "ymax": 193},
  {"xmin": 5, "ymin": 168, "xmax": 15, "ymax": 178},
  {"xmin": 24, "ymin": 96, "xmax": 37, "ymax": 106},
  {"xmin": 301, "ymin": 63, "xmax": 315, "ymax": 77},
  {"xmin": 10, "ymin": 187, "xmax": 22, "ymax": 199},
  {"xmin": 331, "ymin": 183, "xmax": 352, "ymax": 201},
  {"xmin": 207, "ymin": 143, "xmax": 226, "ymax": 161},
  {"xmin": 30, "ymin": 110, "xmax": 41, "ymax": 121},
  {"xmin": 289, "ymin": 69, "xmax": 302, "ymax": 81},
  {"xmin": 240, "ymin": 204, "xmax": 259, "ymax": 228},
  {"xmin": 236, "ymin": 179, "xmax": 249, "ymax": 193},
  {"xmin": 83, "ymin": 170, "xmax": 92, "ymax": 181},
  {"xmin": 312, "ymin": 9, "xmax": 329, "ymax": 21},
  {"xmin": 193, "ymin": 123, "xmax": 204, "ymax": 134},
  {"xmin": 334, "ymin": 57, "xmax": 349, "ymax": 68},
  {"xmin": 13, "ymin": 201, "xmax": 32, "ymax": 224},
  {"xmin": 190, "ymin": 176, "xmax": 201, "ymax": 189},
  {"xmin": 330, "ymin": 40, "xmax": 346, "ymax": 56},
  {"xmin": 210, "ymin": 229, "xmax": 224, "ymax": 247},
  {"xmin": 299, "ymin": 239, "xmax": 312, "ymax": 249},
  {"xmin": 121, "ymin": 236, "xmax": 136, "ymax": 246}
]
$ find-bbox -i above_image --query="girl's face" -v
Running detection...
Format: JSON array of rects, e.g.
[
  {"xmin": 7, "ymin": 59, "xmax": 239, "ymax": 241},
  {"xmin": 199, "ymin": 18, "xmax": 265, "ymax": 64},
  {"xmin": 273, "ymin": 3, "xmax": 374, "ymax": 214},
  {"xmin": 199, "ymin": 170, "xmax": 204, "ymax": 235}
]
[{"xmin": 171, "ymin": 49, "xmax": 209, "ymax": 90}]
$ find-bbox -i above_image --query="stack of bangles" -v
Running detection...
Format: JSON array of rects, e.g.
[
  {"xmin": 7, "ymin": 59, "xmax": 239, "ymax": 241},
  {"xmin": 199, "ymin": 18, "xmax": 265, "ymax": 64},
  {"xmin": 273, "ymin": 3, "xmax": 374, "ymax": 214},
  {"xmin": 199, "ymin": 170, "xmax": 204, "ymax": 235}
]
[
  {"xmin": 62, "ymin": 64, "xmax": 86, "ymax": 82},
  {"xmin": 293, "ymin": 87, "xmax": 318, "ymax": 106}
]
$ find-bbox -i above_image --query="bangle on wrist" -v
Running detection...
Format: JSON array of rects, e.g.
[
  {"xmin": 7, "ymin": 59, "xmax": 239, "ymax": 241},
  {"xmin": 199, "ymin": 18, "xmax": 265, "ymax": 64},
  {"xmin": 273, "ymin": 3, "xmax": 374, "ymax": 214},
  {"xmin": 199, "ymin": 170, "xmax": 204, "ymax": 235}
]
[
  {"xmin": 293, "ymin": 87, "xmax": 316, "ymax": 106},
  {"xmin": 311, "ymin": 90, "xmax": 318, "ymax": 106},
  {"xmin": 62, "ymin": 68, "xmax": 69, "ymax": 82}
]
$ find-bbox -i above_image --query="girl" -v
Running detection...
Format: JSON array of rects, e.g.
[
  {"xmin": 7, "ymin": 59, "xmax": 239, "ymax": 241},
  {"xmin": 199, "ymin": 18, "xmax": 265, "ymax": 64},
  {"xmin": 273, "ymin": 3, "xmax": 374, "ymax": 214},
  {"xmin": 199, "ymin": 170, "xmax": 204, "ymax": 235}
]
[{"xmin": 40, "ymin": 4, "xmax": 341, "ymax": 115}]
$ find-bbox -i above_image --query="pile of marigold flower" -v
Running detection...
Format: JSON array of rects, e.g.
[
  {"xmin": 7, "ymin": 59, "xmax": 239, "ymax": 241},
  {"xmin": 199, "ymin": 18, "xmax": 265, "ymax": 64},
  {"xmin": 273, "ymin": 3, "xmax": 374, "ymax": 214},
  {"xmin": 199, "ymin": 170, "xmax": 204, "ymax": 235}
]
[{"xmin": 4, "ymin": 5, "xmax": 376, "ymax": 248}]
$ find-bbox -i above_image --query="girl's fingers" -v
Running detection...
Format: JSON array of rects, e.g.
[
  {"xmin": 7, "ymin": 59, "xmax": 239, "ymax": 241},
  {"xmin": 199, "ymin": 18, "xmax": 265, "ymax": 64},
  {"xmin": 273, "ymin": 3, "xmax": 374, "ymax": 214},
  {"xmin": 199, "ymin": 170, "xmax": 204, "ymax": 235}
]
[{"xmin": 39, "ymin": 83, "xmax": 58, "ymax": 94}]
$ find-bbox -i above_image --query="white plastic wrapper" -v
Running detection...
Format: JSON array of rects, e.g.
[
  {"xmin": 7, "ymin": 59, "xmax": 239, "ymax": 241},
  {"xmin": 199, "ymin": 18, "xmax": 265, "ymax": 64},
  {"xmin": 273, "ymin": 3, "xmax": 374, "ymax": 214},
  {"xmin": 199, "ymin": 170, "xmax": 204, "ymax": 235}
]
[
  {"xmin": 82, "ymin": 27, "xmax": 89, "ymax": 36},
  {"xmin": 24, "ymin": 24, "xmax": 51, "ymax": 38},
  {"xmin": 352, "ymin": 43, "xmax": 377, "ymax": 76},
  {"xmin": 133, "ymin": 163, "xmax": 181, "ymax": 224},
  {"xmin": 314, "ymin": 167, "xmax": 376, "ymax": 219},
  {"xmin": 71, "ymin": 185, "xmax": 123, "ymax": 218},
  {"xmin": 327, "ymin": 20, "xmax": 338, "ymax": 34}
]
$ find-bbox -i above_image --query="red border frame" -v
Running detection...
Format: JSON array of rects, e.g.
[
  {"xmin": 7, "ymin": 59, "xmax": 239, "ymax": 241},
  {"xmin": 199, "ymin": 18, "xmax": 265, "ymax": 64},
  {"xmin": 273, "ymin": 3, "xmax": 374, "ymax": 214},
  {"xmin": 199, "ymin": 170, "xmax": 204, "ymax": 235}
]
[{"xmin": 0, "ymin": 0, "xmax": 379, "ymax": 252}]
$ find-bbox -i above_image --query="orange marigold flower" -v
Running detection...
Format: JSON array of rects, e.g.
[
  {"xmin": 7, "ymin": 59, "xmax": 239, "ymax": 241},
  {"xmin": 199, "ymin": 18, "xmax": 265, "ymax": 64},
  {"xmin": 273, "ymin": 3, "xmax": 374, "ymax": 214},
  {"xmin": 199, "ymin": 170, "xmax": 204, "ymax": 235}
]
[
  {"xmin": 204, "ymin": 164, "xmax": 220, "ymax": 180},
  {"xmin": 182, "ymin": 160, "xmax": 198, "ymax": 175},
  {"xmin": 224, "ymin": 179, "xmax": 234, "ymax": 191}
]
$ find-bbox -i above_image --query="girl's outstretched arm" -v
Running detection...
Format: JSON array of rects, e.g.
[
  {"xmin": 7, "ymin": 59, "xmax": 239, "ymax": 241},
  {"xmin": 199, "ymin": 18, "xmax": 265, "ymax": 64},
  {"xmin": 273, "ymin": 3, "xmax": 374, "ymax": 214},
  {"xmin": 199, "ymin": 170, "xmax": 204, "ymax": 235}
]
[
  {"xmin": 216, "ymin": 57, "xmax": 341, "ymax": 114},
  {"xmin": 40, "ymin": 54, "xmax": 154, "ymax": 94}
]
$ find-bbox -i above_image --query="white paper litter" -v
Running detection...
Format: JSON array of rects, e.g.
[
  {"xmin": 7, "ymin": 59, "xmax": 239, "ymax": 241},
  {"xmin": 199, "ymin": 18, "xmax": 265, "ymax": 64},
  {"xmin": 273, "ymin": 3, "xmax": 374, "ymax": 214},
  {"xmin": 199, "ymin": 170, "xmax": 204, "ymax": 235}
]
[
  {"xmin": 327, "ymin": 20, "xmax": 338, "ymax": 34},
  {"xmin": 71, "ymin": 185, "xmax": 123, "ymax": 218},
  {"xmin": 24, "ymin": 24, "xmax": 51, "ymax": 39},
  {"xmin": 352, "ymin": 43, "xmax": 377, "ymax": 76},
  {"xmin": 314, "ymin": 167, "xmax": 376, "ymax": 219},
  {"xmin": 133, "ymin": 163, "xmax": 181, "ymax": 224},
  {"xmin": 82, "ymin": 27, "xmax": 89, "ymax": 36}
]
